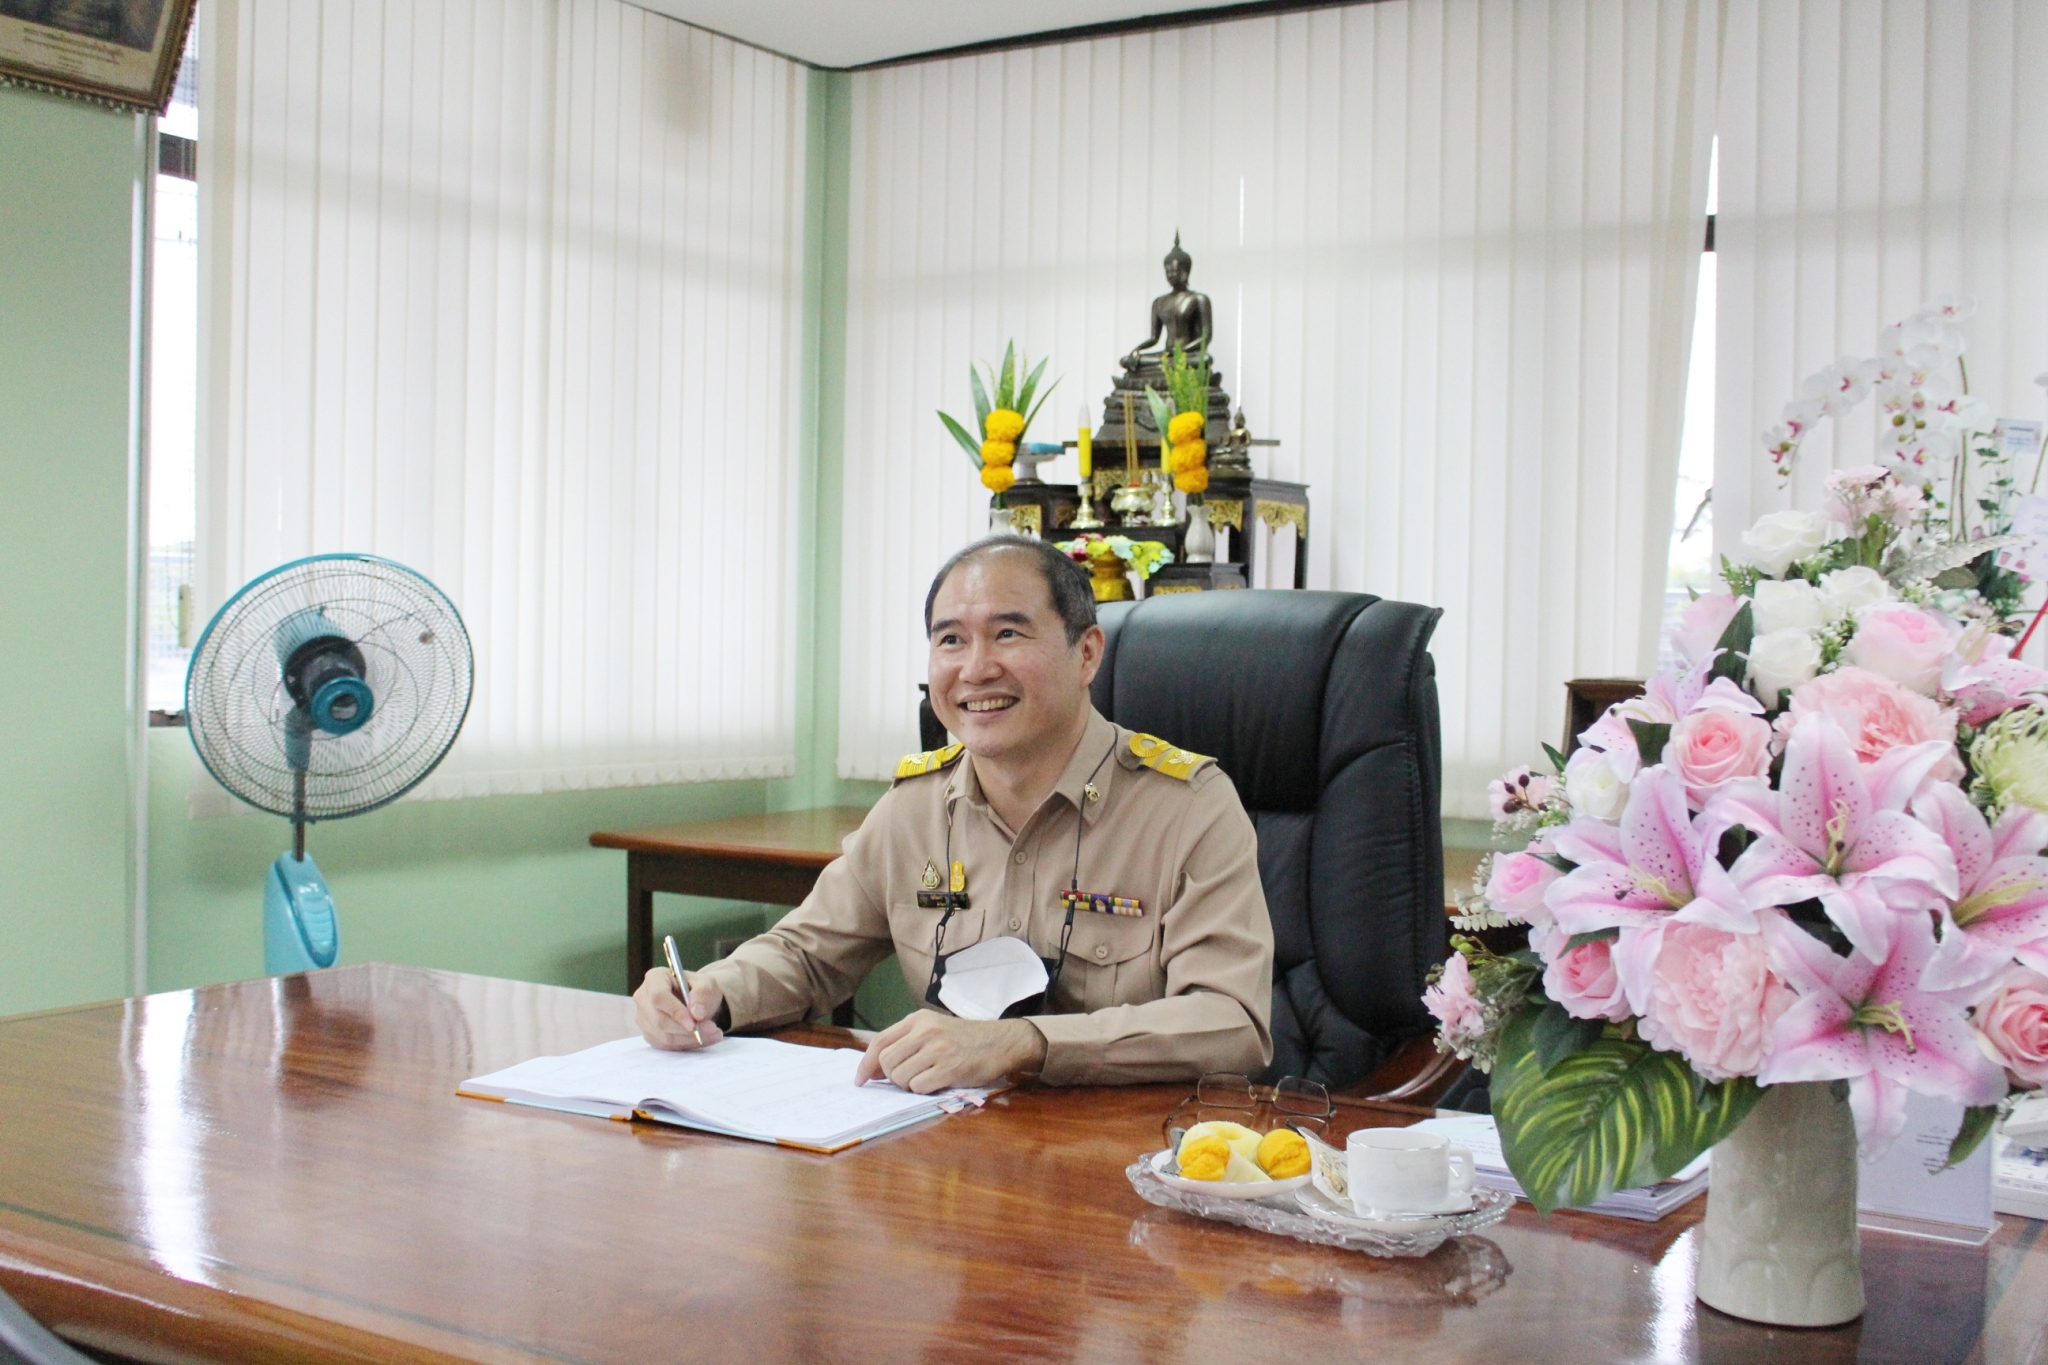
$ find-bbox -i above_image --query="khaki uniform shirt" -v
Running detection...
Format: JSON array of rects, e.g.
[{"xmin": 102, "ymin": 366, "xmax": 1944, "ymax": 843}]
[{"xmin": 697, "ymin": 709, "xmax": 1274, "ymax": 1085}]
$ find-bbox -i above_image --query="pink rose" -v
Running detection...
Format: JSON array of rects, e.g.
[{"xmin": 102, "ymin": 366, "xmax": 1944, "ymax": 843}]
[
  {"xmin": 1485, "ymin": 851, "xmax": 1561, "ymax": 926},
  {"xmin": 1534, "ymin": 926, "xmax": 1632, "ymax": 1022},
  {"xmin": 1845, "ymin": 603, "xmax": 1958, "ymax": 695},
  {"xmin": 1783, "ymin": 665, "xmax": 1959, "ymax": 767},
  {"xmin": 1673, "ymin": 591, "xmax": 1743, "ymax": 667},
  {"xmin": 1616, "ymin": 921, "xmax": 1795, "ymax": 1082},
  {"xmin": 1973, "ymin": 966, "xmax": 2048, "ymax": 1087},
  {"xmin": 1424, "ymin": 953, "xmax": 1486, "ymax": 1044},
  {"xmin": 1667, "ymin": 707, "xmax": 1772, "ymax": 807}
]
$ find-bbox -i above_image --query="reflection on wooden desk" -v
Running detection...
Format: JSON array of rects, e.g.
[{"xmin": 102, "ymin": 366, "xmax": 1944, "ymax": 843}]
[{"xmin": 0, "ymin": 964, "xmax": 2036, "ymax": 1365}]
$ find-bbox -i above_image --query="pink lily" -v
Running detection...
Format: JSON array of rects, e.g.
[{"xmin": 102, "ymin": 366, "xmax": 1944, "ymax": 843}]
[
  {"xmin": 1914, "ymin": 784, "xmax": 2048, "ymax": 992},
  {"xmin": 1759, "ymin": 911, "xmax": 2006, "ymax": 1155},
  {"xmin": 1943, "ymin": 630, "xmax": 2048, "ymax": 726},
  {"xmin": 1546, "ymin": 765, "xmax": 1757, "ymax": 938},
  {"xmin": 1707, "ymin": 714, "xmax": 1958, "ymax": 961}
]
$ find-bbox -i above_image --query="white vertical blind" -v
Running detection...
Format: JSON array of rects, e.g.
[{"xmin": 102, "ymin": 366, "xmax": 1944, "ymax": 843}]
[
  {"xmin": 199, "ymin": 0, "xmax": 806, "ymax": 796},
  {"xmin": 833, "ymin": 0, "xmax": 1717, "ymax": 817},
  {"xmin": 1714, "ymin": 0, "xmax": 2048, "ymax": 550}
]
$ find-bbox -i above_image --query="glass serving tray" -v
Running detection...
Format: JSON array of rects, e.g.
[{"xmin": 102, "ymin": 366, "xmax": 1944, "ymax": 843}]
[{"xmin": 1125, "ymin": 1150, "xmax": 1513, "ymax": 1258}]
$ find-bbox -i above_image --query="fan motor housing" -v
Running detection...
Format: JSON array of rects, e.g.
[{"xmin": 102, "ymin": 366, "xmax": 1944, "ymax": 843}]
[{"xmin": 283, "ymin": 634, "xmax": 373, "ymax": 735}]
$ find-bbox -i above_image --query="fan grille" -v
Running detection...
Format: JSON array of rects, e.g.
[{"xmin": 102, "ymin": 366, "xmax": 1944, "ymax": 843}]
[{"xmin": 187, "ymin": 556, "xmax": 473, "ymax": 821}]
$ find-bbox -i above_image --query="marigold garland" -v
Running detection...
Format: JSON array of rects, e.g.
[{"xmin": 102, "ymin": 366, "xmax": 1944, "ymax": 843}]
[
  {"xmin": 937, "ymin": 346, "xmax": 1059, "ymax": 506},
  {"xmin": 984, "ymin": 408, "xmax": 1025, "ymax": 443}
]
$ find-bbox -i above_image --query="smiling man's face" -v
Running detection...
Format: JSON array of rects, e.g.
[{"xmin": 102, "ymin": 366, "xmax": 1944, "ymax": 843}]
[{"xmin": 926, "ymin": 549, "xmax": 1103, "ymax": 765}]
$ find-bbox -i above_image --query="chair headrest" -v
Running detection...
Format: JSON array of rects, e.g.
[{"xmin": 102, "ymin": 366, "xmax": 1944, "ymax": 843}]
[{"xmin": 1091, "ymin": 591, "xmax": 1397, "ymax": 811}]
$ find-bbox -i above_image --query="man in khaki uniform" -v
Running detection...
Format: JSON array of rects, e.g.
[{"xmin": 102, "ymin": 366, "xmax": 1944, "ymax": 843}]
[{"xmin": 634, "ymin": 536, "xmax": 1274, "ymax": 1091}]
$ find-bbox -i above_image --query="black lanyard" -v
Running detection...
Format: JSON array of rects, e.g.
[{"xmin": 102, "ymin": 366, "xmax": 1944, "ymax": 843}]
[{"xmin": 924, "ymin": 740, "xmax": 1117, "ymax": 1016}]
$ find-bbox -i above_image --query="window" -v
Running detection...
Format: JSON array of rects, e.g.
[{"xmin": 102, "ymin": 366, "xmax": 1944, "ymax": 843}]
[
  {"xmin": 147, "ymin": 42, "xmax": 199, "ymax": 719},
  {"xmin": 1660, "ymin": 139, "xmax": 1717, "ymax": 671}
]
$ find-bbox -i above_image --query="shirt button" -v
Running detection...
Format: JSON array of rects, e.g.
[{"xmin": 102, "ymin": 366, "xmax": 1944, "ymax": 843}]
[
  {"xmin": 1009, "ymin": 918, "xmax": 1021, "ymax": 931},
  {"xmin": 1014, "ymin": 850, "xmax": 1027, "ymax": 864},
  {"xmin": 1093, "ymin": 944, "xmax": 1109, "ymax": 959}
]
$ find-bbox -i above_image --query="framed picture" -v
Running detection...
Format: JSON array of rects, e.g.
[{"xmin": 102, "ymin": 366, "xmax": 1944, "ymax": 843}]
[{"xmin": 0, "ymin": 0, "xmax": 196, "ymax": 113}]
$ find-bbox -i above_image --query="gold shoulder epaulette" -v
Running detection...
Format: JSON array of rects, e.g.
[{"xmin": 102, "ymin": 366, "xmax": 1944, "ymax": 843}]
[
  {"xmin": 1128, "ymin": 733, "xmax": 1212, "ymax": 780},
  {"xmin": 894, "ymin": 742, "xmax": 965, "ymax": 781}
]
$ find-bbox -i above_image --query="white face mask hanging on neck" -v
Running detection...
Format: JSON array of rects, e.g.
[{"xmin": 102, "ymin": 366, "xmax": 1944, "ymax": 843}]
[{"xmin": 933, "ymin": 936, "xmax": 1050, "ymax": 1021}]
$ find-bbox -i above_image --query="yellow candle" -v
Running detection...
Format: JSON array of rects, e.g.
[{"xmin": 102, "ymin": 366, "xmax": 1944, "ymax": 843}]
[{"xmin": 1077, "ymin": 426, "xmax": 1092, "ymax": 479}]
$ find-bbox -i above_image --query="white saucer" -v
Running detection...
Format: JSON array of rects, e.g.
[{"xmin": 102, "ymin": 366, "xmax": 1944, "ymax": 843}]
[
  {"xmin": 1148, "ymin": 1149, "xmax": 1312, "ymax": 1200},
  {"xmin": 1293, "ymin": 1182, "xmax": 1476, "ymax": 1230}
]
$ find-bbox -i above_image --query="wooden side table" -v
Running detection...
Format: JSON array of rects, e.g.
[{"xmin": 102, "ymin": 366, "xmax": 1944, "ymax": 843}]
[{"xmin": 590, "ymin": 806, "xmax": 871, "ymax": 993}]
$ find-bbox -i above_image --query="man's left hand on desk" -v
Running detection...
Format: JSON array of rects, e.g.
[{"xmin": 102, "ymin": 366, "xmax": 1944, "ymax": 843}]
[{"xmin": 854, "ymin": 1010, "xmax": 1048, "ymax": 1092}]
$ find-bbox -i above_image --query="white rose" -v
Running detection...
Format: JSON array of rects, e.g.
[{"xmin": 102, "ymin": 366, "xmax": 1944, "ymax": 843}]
[
  {"xmin": 1816, "ymin": 564, "xmax": 1893, "ymax": 621},
  {"xmin": 1751, "ymin": 578, "xmax": 1824, "ymax": 636},
  {"xmin": 1740, "ymin": 510, "xmax": 1832, "ymax": 576},
  {"xmin": 1746, "ymin": 628, "xmax": 1823, "ymax": 706},
  {"xmin": 1564, "ymin": 747, "xmax": 1632, "ymax": 822}
]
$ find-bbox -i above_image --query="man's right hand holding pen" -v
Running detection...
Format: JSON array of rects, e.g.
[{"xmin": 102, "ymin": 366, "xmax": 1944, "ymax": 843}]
[{"xmin": 634, "ymin": 967, "xmax": 726, "ymax": 1051}]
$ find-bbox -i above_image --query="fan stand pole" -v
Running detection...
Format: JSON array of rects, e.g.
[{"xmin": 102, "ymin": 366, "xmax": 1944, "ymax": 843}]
[{"xmin": 292, "ymin": 768, "xmax": 307, "ymax": 862}]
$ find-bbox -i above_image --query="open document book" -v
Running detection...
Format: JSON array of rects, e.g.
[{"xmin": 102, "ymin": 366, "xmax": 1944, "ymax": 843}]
[{"xmin": 459, "ymin": 1036, "xmax": 977, "ymax": 1154}]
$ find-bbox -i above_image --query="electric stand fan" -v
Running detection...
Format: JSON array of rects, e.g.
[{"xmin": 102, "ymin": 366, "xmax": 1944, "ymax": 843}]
[{"xmin": 186, "ymin": 554, "xmax": 474, "ymax": 975}]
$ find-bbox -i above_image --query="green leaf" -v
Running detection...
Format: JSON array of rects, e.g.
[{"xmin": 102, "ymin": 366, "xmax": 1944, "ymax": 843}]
[
  {"xmin": 1565, "ymin": 928, "xmax": 1619, "ymax": 951},
  {"xmin": 1542, "ymin": 742, "xmax": 1569, "ymax": 775},
  {"xmin": 1707, "ymin": 601, "xmax": 1754, "ymax": 685},
  {"xmin": 1944, "ymin": 1104, "xmax": 2000, "ymax": 1169},
  {"xmin": 1534, "ymin": 852, "xmax": 1576, "ymax": 874},
  {"xmin": 970, "ymin": 365, "xmax": 992, "ymax": 437},
  {"xmin": 1016, "ymin": 355, "xmax": 1050, "ymax": 417},
  {"xmin": 1530, "ymin": 1002, "xmax": 1605, "ymax": 1075},
  {"xmin": 938, "ymin": 411, "xmax": 984, "ymax": 467},
  {"xmin": 1022, "ymin": 375, "xmax": 1061, "ymax": 436},
  {"xmin": 1144, "ymin": 385, "xmax": 1175, "ymax": 443},
  {"xmin": 1627, "ymin": 720, "xmax": 1672, "ymax": 767},
  {"xmin": 1492, "ymin": 1005, "xmax": 1761, "ymax": 1213},
  {"xmin": 998, "ymin": 341, "xmax": 1018, "ymax": 412}
]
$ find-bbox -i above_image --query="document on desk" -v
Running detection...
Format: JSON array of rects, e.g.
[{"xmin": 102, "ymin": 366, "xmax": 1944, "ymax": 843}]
[{"xmin": 459, "ymin": 1036, "xmax": 973, "ymax": 1153}]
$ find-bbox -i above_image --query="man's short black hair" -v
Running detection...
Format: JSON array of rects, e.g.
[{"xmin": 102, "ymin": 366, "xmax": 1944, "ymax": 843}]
[{"xmin": 923, "ymin": 535, "xmax": 1098, "ymax": 646}]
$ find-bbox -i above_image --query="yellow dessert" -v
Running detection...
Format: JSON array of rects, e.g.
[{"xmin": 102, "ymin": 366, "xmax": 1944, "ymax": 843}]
[
  {"xmin": 1176, "ymin": 1133, "xmax": 1233, "ymax": 1181},
  {"xmin": 1255, "ymin": 1128, "xmax": 1310, "ymax": 1179}
]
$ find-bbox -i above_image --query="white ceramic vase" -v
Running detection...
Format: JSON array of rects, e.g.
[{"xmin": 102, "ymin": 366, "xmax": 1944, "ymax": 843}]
[
  {"xmin": 1183, "ymin": 505, "xmax": 1217, "ymax": 563},
  {"xmin": 1695, "ymin": 1081, "xmax": 1864, "ymax": 1327}
]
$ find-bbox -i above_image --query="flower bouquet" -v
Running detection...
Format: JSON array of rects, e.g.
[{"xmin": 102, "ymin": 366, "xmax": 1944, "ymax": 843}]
[
  {"xmin": 1431, "ymin": 299, "xmax": 2048, "ymax": 1237},
  {"xmin": 939, "ymin": 343, "xmax": 1058, "ymax": 504},
  {"xmin": 1055, "ymin": 533, "xmax": 1174, "ymax": 603},
  {"xmin": 1144, "ymin": 345, "xmax": 1210, "ymax": 498}
]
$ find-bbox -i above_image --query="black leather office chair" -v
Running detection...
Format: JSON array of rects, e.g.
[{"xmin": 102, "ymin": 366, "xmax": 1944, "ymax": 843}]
[
  {"xmin": 1091, "ymin": 590, "xmax": 1449, "ymax": 1092},
  {"xmin": 0, "ymin": 1287, "xmax": 93, "ymax": 1365}
]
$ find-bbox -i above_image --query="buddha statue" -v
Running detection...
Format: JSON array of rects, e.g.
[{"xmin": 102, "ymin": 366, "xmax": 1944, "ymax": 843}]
[
  {"xmin": 1095, "ymin": 235, "xmax": 1234, "ymax": 456},
  {"xmin": 1121, "ymin": 234, "xmax": 1214, "ymax": 374}
]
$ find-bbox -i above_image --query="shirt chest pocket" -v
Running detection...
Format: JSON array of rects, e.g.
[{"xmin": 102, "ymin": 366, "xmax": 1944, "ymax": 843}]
[{"xmin": 1060, "ymin": 911, "xmax": 1161, "ymax": 1012}]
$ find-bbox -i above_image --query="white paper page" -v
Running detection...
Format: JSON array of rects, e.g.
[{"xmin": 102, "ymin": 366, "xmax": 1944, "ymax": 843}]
[
  {"xmin": 465, "ymin": 1036, "xmax": 943, "ymax": 1147},
  {"xmin": 1857, "ymin": 1091, "xmax": 1993, "ymax": 1237}
]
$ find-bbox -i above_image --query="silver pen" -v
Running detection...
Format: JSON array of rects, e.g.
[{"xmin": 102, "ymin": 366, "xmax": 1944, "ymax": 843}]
[{"xmin": 662, "ymin": 934, "xmax": 706, "ymax": 1047}]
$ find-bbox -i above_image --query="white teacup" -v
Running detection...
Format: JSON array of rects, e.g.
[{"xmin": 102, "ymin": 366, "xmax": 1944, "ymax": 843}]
[{"xmin": 1347, "ymin": 1128, "xmax": 1475, "ymax": 1216}]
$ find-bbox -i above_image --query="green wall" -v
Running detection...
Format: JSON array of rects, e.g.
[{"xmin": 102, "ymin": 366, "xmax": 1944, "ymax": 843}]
[{"xmin": 0, "ymin": 87, "xmax": 145, "ymax": 1017}]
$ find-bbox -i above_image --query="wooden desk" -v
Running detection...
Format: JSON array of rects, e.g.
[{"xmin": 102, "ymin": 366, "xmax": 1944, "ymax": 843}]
[
  {"xmin": 589, "ymin": 806, "xmax": 870, "ymax": 992},
  {"xmin": 1, "ymin": 964, "xmax": 2039, "ymax": 1364}
]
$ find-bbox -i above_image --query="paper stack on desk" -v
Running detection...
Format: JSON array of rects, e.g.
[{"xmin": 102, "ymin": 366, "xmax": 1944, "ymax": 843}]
[
  {"xmin": 1406, "ymin": 1113, "xmax": 1710, "ymax": 1222},
  {"xmin": 460, "ymin": 1036, "xmax": 978, "ymax": 1153}
]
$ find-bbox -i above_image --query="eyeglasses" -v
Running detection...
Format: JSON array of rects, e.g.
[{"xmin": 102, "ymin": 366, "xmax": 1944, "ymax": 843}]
[{"xmin": 1161, "ymin": 1072, "xmax": 1335, "ymax": 1150}]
